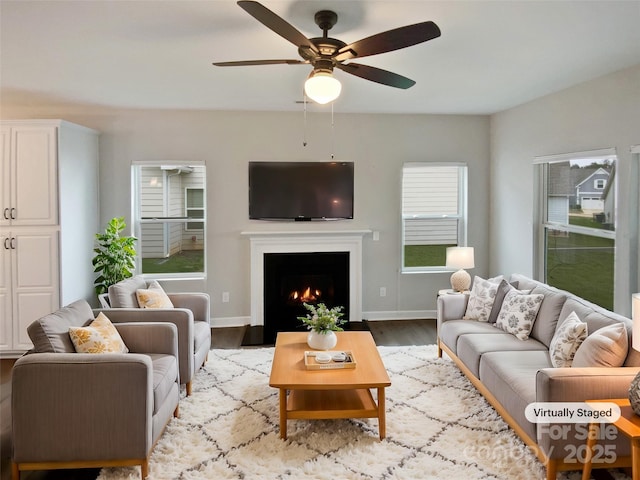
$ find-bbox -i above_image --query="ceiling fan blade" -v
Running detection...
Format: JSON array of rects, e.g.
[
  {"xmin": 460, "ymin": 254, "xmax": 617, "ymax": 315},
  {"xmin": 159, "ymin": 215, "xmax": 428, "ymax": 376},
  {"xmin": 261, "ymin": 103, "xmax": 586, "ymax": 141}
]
[
  {"xmin": 238, "ymin": 1, "xmax": 319, "ymax": 54},
  {"xmin": 213, "ymin": 59, "xmax": 306, "ymax": 66},
  {"xmin": 334, "ymin": 21, "xmax": 441, "ymax": 62},
  {"xmin": 336, "ymin": 63, "xmax": 416, "ymax": 89}
]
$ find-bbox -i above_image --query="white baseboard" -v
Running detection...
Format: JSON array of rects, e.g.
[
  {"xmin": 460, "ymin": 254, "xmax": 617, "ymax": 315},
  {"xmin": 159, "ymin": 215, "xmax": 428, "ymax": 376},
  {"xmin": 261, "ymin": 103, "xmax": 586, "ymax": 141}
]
[
  {"xmin": 362, "ymin": 310, "xmax": 436, "ymax": 321},
  {"xmin": 211, "ymin": 316, "xmax": 251, "ymax": 328},
  {"xmin": 211, "ymin": 310, "xmax": 436, "ymax": 328}
]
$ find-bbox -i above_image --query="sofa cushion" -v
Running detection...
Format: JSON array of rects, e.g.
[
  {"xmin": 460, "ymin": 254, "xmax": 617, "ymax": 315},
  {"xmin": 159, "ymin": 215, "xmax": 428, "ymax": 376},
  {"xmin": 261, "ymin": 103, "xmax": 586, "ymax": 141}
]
[
  {"xmin": 479, "ymin": 350, "xmax": 551, "ymax": 440},
  {"xmin": 69, "ymin": 312, "xmax": 129, "ymax": 354},
  {"xmin": 108, "ymin": 275, "xmax": 148, "ymax": 308},
  {"xmin": 528, "ymin": 285, "xmax": 567, "ymax": 347},
  {"xmin": 572, "ymin": 323, "xmax": 628, "ymax": 367},
  {"xmin": 457, "ymin": 332, "xmax": 547, "ymax": 378},
  {"xmin": 438, "ymin": 320, "xmax": 504, "ymax": 355},
  {"xmin": 27, "ymin": 300, "xmax": 94, "ymax": 353},
  {"xmin": 148, "ymin": 353, "xmax": 179, "ymax": 415},
  {"xmin": 495, "ymin": 290, "xmax": 544, "ymax": 340},
  {"xmin": 136, "ymin": 280, "xmax": 174, "ymax": 309},
  {"xmin": 548, "ymin": 311, "xmax": 587, "ymax": 367},
  {"xmin": 463, "ymin": 275, "xmax": 503, "ymax": 322}
]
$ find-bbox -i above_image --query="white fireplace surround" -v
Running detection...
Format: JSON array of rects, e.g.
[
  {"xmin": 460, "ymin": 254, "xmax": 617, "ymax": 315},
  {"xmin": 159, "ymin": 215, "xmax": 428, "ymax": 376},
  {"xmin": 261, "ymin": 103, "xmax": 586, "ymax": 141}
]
[{"xmin": 243, "ymin": 230, "xmax": 369, "ymax": 327}]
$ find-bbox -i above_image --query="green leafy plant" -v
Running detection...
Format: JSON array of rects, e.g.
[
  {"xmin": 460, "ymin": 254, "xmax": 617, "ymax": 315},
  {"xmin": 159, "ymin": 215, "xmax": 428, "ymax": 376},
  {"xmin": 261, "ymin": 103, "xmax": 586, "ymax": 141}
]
[
  {"xmin": 298, "ymin": 303, "xmax": 345, "ymax": 334},
  {"xmin": 92, "ymin": 217, "xmax": 137, "ymax": 295}
]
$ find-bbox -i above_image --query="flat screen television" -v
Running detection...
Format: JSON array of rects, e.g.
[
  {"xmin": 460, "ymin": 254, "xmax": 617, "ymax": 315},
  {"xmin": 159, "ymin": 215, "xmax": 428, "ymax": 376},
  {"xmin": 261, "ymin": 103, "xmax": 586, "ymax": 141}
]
[{"xmin": 249, "ymin": 161, "xmax": 354, "ymax": 221}]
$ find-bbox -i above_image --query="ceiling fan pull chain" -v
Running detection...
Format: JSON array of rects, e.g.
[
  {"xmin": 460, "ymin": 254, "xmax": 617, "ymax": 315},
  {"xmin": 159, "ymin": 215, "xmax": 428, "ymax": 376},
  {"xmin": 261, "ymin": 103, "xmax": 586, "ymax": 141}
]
[
  {"xmin": 330, "ymin": 102, "xmax": 335, "ymax": 159},
  {"xmin": 303, "ymin": 95, "xmax": 308, "ymax": 147}
]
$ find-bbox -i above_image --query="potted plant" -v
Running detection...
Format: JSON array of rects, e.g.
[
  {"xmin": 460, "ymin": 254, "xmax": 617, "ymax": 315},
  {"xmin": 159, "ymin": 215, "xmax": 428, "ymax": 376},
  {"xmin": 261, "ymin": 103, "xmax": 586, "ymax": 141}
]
[
  {"xmin": 298, "ymin": 302, "xmax": 345, "ymax": 350},
  {"xmin": 92, "ymin": 216, "xmax": 137, "ymax": 296}
]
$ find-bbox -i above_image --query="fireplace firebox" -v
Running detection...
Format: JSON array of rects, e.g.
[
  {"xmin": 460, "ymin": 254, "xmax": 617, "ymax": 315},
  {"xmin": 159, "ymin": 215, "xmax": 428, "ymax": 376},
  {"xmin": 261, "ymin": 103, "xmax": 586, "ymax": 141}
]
[{"xmin": 263, "ymin": 251, "xmax": 350, "ymax": 344}]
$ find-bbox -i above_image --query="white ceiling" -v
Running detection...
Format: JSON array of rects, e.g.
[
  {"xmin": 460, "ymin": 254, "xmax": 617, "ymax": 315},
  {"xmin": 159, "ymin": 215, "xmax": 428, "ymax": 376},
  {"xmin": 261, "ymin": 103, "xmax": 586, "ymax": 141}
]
[{"xmin": 2, "ymin": 0, "xmax": 639, "ymax": 115}]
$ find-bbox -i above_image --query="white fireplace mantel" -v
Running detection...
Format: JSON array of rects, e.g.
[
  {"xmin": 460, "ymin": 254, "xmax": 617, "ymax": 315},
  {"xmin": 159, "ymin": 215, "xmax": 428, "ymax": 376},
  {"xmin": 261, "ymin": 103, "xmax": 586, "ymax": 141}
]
[{"xmin": 242, "ymin": 230, "xmax": 370, "ymax": 327}]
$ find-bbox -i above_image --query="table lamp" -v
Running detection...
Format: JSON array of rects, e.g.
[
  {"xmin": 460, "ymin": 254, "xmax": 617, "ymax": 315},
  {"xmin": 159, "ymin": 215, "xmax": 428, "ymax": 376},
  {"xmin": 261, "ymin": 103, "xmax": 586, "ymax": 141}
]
[
  {"xmin": 628, "ymin": 293, "xmax": 640, "ymax": 414},
  {"xmin": 445, "ymin": 246, "xmax": 475, "ymax": 292}
]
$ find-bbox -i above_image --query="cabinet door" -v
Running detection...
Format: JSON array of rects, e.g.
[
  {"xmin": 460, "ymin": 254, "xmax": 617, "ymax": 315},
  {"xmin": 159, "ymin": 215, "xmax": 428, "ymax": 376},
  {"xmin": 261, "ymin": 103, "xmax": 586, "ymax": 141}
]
[
  {"xmin": 0, "ymin": 233, "xmax": 11, "ymax": 350},
  {"xmin": 12, "ymin": 229, "xmax": 59, "ymax": 350},
  {"xmin": 0, "ymin": 127, "xmax": 10, "ymax": 227},
  {"xmin": 10, "ymin": 126, "xmax": 58, "ymax": 226}
]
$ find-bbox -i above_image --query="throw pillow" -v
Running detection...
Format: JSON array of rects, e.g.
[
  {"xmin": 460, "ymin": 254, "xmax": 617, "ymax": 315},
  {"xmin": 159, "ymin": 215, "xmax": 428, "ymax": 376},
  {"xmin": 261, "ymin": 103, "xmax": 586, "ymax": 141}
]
[
  {"xmin": 572, "ymin": 323, "xmax": 629, "ymax": 368},
  {"xmin": 487, "ymin": 280, "xmax": 520, "ymax": 324},
  {"xmin": 495, "ymin": 290, "xmax": 544, "ymax": 340},
  {"xmin": 136, "ymin": 280, "xmax": 174, "ymax": 309},
  {"xmin": 69, "ymin": 312, "xmax": 129, "ymax": 354},
  {"xmin": 463, "ymin": 275, "xmax": 504, "ymax": 322},
  {"xmin": 548, "ymin": 311, "xmax": 588, "ymax": 367}
]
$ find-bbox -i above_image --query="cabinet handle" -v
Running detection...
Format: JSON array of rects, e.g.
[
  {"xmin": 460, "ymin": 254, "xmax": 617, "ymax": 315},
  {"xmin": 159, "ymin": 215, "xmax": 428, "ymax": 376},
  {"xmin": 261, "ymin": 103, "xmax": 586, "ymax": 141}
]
[
  {"xmin": 10, "ymin": 208, "xmax": 16, "ymax": 220},
  {"xmin": 3, "ymin": 238, "xmax": 8, "ymax": 250},
  {"xmin": 10, "ymin": 237, "xmax": 16, "ymax": 249},
  {"xmin": 3, "ymin": 208, "xmax": 8, "ymax": 220}
]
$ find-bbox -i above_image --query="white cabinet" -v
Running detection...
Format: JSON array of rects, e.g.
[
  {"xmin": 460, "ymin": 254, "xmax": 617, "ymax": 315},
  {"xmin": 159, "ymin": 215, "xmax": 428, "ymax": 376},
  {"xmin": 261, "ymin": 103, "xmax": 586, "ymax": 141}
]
[
  {"xmin": 1, "ymin": 125, "xmax": 57, "ymax": 226},
  {"xmin": 0, "ymin": 120, "xmax": 99, "ymax": 355},
  {"xmin": 1, "ymin": 229, "xmax": 59, "ymax": 350}
]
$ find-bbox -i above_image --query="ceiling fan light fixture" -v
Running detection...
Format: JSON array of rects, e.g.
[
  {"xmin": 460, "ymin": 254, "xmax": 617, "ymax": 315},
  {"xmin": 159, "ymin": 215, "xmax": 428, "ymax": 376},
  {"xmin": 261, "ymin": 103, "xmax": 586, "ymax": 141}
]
[{"xmin": 304, "ymin": 69, "xmax": 341, "ymax": 104}]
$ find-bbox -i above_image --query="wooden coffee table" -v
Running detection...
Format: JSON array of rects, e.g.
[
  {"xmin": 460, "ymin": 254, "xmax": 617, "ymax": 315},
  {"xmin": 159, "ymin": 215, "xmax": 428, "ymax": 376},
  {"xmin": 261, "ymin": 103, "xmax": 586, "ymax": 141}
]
[{"xmin": 269, "ymin": 331, "xmax": 391, "ymax": 440}]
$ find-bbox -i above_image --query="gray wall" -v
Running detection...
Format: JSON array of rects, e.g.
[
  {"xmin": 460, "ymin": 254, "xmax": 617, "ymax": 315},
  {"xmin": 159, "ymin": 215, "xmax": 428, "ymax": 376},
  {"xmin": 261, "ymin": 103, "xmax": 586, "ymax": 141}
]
[
  {"xmin": 4, "ymin": 64, "xmax": 638, "ymax": 321},
  {"xmin": 0, "ymin": 106, "xmax": 490, "ymax": 324},
  {"xmin": 490, "ymin": 64, "xmax": 640, "ymax": 315}
]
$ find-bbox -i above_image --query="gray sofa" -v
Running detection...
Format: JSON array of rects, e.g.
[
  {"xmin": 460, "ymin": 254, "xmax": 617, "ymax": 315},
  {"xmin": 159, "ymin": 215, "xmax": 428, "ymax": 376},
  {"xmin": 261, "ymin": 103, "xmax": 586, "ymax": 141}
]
[
  {"xmin": 106, "ymin": 275, "xmax": 211, "ymax": 396},
  {"xmin": 11, "ymin": 299, "xmax": 180, "ymax": 480},
  {"xmin": 437, "ymin": 273, "xmax": 640, "ymax": 480}
]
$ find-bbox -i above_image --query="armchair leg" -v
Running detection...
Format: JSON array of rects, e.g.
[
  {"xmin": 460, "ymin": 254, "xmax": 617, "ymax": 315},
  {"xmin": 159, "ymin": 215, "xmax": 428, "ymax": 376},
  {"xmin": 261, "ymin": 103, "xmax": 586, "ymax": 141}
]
[
  {"xmin": 437, "ymin": 340, "xmax": 443, "ymax": 358},
  {"xmin": 186, "ymin": 381, "xmax": 192, "ymax": 396},
  {"xmin": 141, "ymin": 459, "xmax": 149, "ymax": 479},
  {"xmin": 11, "ymin": 462, "xmax": 19, "ymax": 480},
  {"xmin": 174, "ymin": 404, "xmax": 180, "ymax": 418}
]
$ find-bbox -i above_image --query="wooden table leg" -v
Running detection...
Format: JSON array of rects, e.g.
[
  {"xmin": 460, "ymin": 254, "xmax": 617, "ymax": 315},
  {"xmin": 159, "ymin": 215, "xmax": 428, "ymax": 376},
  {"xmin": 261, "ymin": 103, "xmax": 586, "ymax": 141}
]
[
  {"xmin": 378, "ymin": 387, "xmax": 386, "ymax": 440},
  {"xmin": 582, "ymin": 421, "xmax": 599, "ymax": 480},
  {"xmin": 279, "ymin": 388, "xmax": 287, "ymax": 440},
  {"xmin": 632, "ymin": 438, "xmax": 640, "ymax": 480}
]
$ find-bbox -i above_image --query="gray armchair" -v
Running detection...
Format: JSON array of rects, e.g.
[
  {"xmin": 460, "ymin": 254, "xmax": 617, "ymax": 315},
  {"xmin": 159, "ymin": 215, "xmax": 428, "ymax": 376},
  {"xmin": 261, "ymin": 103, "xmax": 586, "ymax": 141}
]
[
  {"xmin": 11, "ymin": 300, "xmax": 180, "ymax": 480},
  {"xmin": 106, "ymin": 275, "xmax": 211, "ymax": 396}
]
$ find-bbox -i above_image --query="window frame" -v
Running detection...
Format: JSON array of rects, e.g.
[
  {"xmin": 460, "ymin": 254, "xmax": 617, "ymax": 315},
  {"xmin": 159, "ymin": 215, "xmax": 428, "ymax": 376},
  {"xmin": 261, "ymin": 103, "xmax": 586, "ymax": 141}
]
[
  {"xmin": 400, "ymin": 162, "xmax": 469, "ymax": 274},
  {"xmin": 533, "ymin": 148, "xmax": 617, "ymax": 308},
  {"xmin": 132, "ymin": 162, "xmax": 206, "ymax": 280}
]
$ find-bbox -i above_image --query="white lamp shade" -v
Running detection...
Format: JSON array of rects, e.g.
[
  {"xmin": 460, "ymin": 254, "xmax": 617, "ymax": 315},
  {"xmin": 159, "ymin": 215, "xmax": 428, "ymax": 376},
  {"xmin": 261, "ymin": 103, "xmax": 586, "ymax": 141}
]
[
  {"xmin": 632, "ymin": 293, "xmax": 640, "ymax": 351},
  {"xmin": 304, "ymin": 71, "xmax": 341, "ymax": 104},
  {"xmin": 445, "ymin": 247, "xmax": 475, "ymax": 269}
]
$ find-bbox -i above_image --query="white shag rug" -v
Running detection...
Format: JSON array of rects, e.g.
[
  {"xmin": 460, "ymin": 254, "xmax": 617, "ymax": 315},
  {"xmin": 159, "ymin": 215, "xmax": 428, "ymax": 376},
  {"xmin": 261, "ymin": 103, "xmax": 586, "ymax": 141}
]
[{"xmin": 97, "ymin": 345, "xmax": 629, "ymax": 480}]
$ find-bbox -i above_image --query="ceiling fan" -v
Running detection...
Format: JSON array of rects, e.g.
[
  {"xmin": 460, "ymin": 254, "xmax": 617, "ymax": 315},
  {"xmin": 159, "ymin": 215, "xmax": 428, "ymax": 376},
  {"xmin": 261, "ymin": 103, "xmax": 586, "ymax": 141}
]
[{"xmin": 213, "ymin": 1, "xmax": 441, "ymax": 104}]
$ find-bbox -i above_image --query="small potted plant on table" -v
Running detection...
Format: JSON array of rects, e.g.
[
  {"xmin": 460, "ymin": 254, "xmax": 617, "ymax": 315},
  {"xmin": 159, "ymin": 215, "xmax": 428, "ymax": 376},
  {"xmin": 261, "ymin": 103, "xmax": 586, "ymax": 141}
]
[{"xmin": 298, "ymin": 302, "xmax": 345, "ymax": 350}]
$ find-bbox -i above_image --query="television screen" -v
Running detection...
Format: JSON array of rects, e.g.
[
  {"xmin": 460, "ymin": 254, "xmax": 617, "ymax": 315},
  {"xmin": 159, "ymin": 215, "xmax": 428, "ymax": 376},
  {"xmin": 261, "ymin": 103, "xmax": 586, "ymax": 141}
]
[{"xmin": 249, "ymin": 161, "xmax": 354, "ymax": 220}]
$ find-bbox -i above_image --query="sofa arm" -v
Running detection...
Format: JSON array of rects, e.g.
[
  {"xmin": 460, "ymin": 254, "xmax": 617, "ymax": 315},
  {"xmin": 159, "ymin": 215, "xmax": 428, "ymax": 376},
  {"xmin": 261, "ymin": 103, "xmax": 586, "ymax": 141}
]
[
  {"xmin": 168, "ymin": 293, "xmax": 210, "ymax": 324},
  {"xmin": 437, "ymin": 293, "xmax": 469, "ymax": 328},
  {"xmin": 96, "ymin": 308, "xmax": 193, "ymax": 385},
  {"xmin": 536, "ymin": 367, "xmax": 640, "ymax": 402},
  {"xmin": 115, "ymin": 322, "xmax": 178, "ymax": 357},
  {"xmin": 12, "ymin": 353, "xmax": 154, "ymax": 462}
]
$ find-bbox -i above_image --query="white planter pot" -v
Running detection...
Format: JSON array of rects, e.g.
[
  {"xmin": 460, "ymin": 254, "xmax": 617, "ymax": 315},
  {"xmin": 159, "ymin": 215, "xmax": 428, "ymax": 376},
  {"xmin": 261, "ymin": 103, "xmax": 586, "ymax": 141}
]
[{"xmin": 307, "ymin": 330, "xmax": 338, "ymax": 350}]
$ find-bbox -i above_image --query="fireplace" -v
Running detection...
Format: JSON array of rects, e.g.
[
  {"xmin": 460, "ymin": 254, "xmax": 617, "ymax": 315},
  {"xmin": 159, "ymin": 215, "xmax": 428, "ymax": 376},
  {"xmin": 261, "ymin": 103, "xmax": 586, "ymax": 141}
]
[
  {"xmin": 263, "ymin": 252, "xmax": 350, "ymax": 344},
  {"xmin": 244, "ymin": 230, "xmax": 368, "ymax": 343}
]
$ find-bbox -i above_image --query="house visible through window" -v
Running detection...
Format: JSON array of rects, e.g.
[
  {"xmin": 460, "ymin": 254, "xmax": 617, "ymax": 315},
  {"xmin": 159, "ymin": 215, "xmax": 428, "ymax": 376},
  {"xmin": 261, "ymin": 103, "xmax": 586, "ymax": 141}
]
[
  {"xmin": 132, "ymin": 164, "xmax": 206, "ymax": 278},
  {"xmin": 401, "ymin": 163, "xmax": 468, "ymax": 272},
  {"xmin": 535, "ymin": 149, "xmax": 616, "ymax": 309}
]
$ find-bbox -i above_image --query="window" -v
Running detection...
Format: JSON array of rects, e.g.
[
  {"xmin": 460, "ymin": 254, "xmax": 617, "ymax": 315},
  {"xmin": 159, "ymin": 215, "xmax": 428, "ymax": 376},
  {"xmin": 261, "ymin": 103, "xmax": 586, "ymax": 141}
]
[
  {"xmin": 535, "ymin": 149, "xmax": 616, "ymax": 309},
  {"xmin": 185, "ymin": 188, "xmax": 204, "ymax": 231},
  {"xmin": 594, "ymin": 179, "xmax": 606, "ymax": 189},
  {"xmin": 132, "ymin": 164, "xmax": 206, "ymax": 278},
  {"xmin": 401, "ymin": 163, "xmax": 468, "ymax": 272}
]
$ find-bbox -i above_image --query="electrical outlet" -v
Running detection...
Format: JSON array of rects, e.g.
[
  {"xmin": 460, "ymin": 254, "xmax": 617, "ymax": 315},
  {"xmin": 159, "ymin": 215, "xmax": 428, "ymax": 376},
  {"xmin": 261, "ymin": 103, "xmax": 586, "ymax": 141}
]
[
  {"xmin": 373, "ymin": 231, "xmax": 380, "ymax": 241},
  {"xmin": 379, "ymin": 287, "xmax": 386, "ymax": 297},
  {"xmin": 222, "ymin": 292, "xmax": 230, "ymax": 303}
]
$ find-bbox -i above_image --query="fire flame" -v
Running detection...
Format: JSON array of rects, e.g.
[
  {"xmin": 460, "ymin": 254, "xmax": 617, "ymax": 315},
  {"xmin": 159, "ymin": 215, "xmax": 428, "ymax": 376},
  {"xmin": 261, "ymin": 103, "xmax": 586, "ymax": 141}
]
[{"xmin": 289, "ymin": 287, "xmax": 321, "ymax": 303}]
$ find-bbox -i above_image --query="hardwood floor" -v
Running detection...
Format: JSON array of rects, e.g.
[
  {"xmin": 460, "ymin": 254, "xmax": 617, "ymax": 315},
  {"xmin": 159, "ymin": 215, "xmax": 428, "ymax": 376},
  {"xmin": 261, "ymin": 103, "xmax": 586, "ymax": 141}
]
[{"xmin": 0, "ymin": 319, "xmax": 435, "ymax": 480}]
